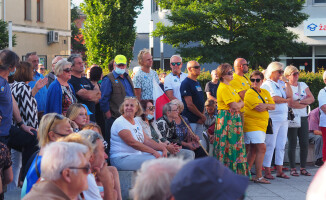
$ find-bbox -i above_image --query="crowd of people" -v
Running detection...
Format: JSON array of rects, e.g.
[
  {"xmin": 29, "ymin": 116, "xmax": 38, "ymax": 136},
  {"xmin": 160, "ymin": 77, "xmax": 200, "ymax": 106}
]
[{"xmin": 0, "ymin": 47, "xmax": 325, "ymax": 200}]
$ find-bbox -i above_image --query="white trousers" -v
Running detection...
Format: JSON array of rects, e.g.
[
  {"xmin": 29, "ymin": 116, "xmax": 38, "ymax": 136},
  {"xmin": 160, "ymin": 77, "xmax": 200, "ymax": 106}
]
[{"xmin": 263, "ymin": 120, "xmax": 288, "ymax": 167}]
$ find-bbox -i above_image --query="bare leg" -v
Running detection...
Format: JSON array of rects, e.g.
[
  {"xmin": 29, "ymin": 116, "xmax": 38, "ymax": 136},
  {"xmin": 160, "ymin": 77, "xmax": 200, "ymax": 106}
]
[
  {"xmin": 254, "ymin": 143, "xmax": 266, "ymax": 179},
  {"xmin": 108, "ymin": 166, "xmax": 122, "ymax": 200},
  {"xmin": 247, "ymin": 144, "xmax": 257, "ymax": 170}
]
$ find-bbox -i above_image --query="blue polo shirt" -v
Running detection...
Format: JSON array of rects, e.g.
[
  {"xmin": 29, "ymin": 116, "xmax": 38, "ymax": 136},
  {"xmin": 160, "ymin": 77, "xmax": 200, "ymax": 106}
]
[
  {"xmin": 99, "ymin": 71, "xmax": 134, "ymax": 113},
  {"xmin": 0, "ymin": 76, "xmax": 13, "ymax": 136},
  {"xmin": 28, "ymin": 72, "xmax": 48, "ymax": 112},
  {"xmin": 180, "ymin": 77, "xmax": 205, "ymax": 123}
]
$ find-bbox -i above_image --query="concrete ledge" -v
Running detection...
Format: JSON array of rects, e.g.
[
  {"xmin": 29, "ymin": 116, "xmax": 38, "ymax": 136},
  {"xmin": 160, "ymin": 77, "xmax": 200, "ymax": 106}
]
[
  {"xmin": 284, "ymin": 141, "xmax": 315, "ymax": 163},
  {"xmin": 118, "ymin": 170, "xmax": 137, "ymax": 200}
]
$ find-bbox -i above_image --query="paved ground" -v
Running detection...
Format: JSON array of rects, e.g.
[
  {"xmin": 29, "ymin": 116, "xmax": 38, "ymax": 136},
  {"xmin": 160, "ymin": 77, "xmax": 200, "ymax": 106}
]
[
  {"xmin": 245, "ymin": 164, "xmax": 318, "ymax": 200},
  {"xmin": 5, "ymin": 164, "xmax": 319, "ymax": 200}
]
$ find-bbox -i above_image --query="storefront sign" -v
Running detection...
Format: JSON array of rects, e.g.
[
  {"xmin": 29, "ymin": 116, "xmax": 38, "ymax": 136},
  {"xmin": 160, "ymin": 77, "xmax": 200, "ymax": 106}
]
[{"xmin": 304, "ymin": 19, "xmax": 326, "ymax": 36}]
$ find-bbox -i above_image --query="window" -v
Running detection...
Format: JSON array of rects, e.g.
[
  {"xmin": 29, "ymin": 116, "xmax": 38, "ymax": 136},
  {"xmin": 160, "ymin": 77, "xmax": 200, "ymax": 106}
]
[
  {"xmin": 25, "ymin": 0, "xmax": 31, "ymax": 20},
  {"xmin": 315, "ymin": 0, "xmax": 326, "ymax": 3},
  {"xmin": 37, "ymin": 0, "xmax": 44, "ymax": 22}
]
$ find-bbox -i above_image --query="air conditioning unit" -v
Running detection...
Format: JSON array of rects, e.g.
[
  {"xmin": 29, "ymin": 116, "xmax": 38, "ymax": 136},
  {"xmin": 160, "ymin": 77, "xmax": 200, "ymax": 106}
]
[{"xmin": 48, "ymin": 31, "xmax": 59, "ymax": 44}]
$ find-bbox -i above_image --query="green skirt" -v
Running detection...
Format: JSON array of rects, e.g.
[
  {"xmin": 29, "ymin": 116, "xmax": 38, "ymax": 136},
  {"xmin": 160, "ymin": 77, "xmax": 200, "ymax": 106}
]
[{"xmin": 213, "ymin": 110, "xmax": 251, "ymax": 177}]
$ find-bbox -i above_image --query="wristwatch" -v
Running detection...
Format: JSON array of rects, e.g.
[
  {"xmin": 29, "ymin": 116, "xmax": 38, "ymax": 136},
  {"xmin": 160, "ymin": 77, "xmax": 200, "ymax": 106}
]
[{"xmin": 17, "ymin": 121, "xmax": 24, "ymax": 127}]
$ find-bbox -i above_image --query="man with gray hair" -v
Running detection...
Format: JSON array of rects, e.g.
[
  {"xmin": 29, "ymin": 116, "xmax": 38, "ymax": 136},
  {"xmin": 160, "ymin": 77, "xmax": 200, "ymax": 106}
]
[
  {"xmin": 23, "ymin": 142, "xmax": 90, "ymax": 200},
  {"xmin": 78, "ymin": 130, "xmax": 122, "ymax": 200},
  {"xmin": 46, "ymin": 56, "xmax": 63, "ymax": 88},
  {"xmin": 164, "ymin": 55, "xmax": 187, "ymax": 101},
  {"xmin": 132, "ymin": 157, "xmax": 186, "ymax": 200}
]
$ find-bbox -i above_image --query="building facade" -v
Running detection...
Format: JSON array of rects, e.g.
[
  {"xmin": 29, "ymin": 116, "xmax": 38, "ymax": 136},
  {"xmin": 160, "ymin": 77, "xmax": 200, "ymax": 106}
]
[{"xmin": 0, "ymin": 0, "xmax": 71, "ymax": 69}]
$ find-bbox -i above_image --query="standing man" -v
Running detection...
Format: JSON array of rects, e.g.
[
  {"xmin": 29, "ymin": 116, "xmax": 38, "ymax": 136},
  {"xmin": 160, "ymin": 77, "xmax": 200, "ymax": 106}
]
[
  {"xmin": 133, "ymin": 49, "xmax": 159, "ymax": 101},
  {"xmin": 180, "ymin": 61, "xmax": 206, "ymax": 147},
  {"xmin": 164, "ymin": 55, "xmax": 188, "ymax": 101},
  {"xmin": 205, "ymin": 69, "xmax": 219, "ymax": 102},
  {"xmin": 100, "ymin": 55, "xmax": 134, "ymax": 145},
  {"xmin": 46, "ymin": 56, "xmax": 63, "ymax": 88},
  {"xmin": 26, "ymin": 52, "xmax": 48, "ymax": 115},
  {"xmin": 230, "ymin": 58, "xmax": 251, "ymax": 100},
  {"xmin": 68, "ymin": 54, "xmax": 101, "ymax": 122}
]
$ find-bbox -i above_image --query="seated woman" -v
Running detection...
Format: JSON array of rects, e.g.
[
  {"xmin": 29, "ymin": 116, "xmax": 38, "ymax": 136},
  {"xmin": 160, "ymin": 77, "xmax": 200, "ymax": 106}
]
[
  {"xmin": 66, "ymin": 103, "xmax": 88, "ymax": 131},
  {"xmin": 45, "ymin": 60, "xmax": 77, "ymax": 115},
  {"xmin": 135, "ymin": 100, "xmax": 194, "ymax": 160},
  {"xmin": 110, "ymin": 97, "xmax": 168, "ymax": 171},
  {"xmin": 157, "ymin": 101, "xmax": 207, "ymax": 158},
  {"xmin": 22, "ymin": 113, "xmax": 73, "ymax": 197}
]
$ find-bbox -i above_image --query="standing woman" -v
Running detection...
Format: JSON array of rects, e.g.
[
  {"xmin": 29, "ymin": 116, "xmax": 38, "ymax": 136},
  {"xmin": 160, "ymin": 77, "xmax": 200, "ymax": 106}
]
[
  {"xmin": 244, "ymin": 71, "xmax": 275, "ymax": 184},
  {"xmin": 285, "ymin": 65, "xmax": 314, "ymax": 177},
  {"xmin": 261, "ymin": 62, "xmax": 292, "ymax": 180},
  {"xmin": 214, "ymin": 63, "xmax": 250, "ymax": 176},
  {"xmin": 45, "ymin": 60, "xmax": 77, "ymax": 115}
]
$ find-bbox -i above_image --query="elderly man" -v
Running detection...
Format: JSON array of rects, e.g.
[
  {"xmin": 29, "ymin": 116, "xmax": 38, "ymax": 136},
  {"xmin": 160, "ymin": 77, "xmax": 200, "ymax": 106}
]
[
  {"xmin": 132, "ymin": 158, "xmax": 186, "ymax": 200},
  {"xmin": 23, "ymin": 142, "xmax": 90, "ymax": 200},
  {"xmin": 78, "ymin": 130, "xmax": 122, "ymax": 200},
  {"xmin": 164, "ymin": 55, "xmax": 188, "ymax": 101},
  {"xmin": 26, "ymin": 52, "xmax": 48, "ymax": 114},
  {"xmin": 46, "ymin": 56, "xmax": 63, "ymax": 88},
  {"xmin": 205, "ymin": 69, "xmax": 219, "ymax": 102},
  {"xmin": 230, "ymin": 58, "xmax": 250, "ymax": 100},
  {"xmin": 100, "ymin": 55, "xmax": 135, "ymax": 145},
  {"xmin": 133, "ymin": 49, "xmax": 159, "ymax": 101},
  {"xmin": 180, "ymin": 61, "xmax": 206, "ymax": 148},
  {"xmin": 308, "ymin": 107, "xmax": 324, "ymax": 167},
  {"xmin": 68, "ymin": 54, "xmax": 101, "ymax": 122}
]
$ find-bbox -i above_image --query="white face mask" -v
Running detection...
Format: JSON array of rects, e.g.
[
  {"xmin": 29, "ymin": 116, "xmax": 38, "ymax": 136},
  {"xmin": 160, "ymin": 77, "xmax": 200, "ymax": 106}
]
[
  {"xmin": 115, "ymin": 67, "xmax": 125, "ymax": 75},
  {"xmin": 146, "ymin": 114, "xmax": 154, "ymax": 120}
]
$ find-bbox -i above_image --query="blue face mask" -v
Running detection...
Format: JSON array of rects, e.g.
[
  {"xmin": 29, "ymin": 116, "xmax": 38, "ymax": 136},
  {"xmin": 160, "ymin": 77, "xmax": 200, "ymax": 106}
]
[
  {"xmin": 146, "ymin": 114, "xmax": 154, "ymax": 120},
  {"xmin": 115, "ymin": 67, "xmax": 125, "ymax": 75},
  {"xmin": 9, "ymin": 67, "xmax": 16, "ymax": 76}
]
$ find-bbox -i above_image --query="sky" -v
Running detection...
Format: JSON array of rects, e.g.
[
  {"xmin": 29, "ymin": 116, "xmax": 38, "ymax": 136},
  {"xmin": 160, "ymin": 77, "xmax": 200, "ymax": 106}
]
[{"xmin": 72, "ymin": 0, "xmax": 84, "ymax": 6}]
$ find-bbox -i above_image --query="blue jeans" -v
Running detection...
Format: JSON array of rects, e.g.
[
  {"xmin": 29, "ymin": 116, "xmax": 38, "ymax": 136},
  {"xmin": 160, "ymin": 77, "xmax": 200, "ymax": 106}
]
[{"xmin": 110, "ymin": 152, "xmax": 162, "ymax": 171}]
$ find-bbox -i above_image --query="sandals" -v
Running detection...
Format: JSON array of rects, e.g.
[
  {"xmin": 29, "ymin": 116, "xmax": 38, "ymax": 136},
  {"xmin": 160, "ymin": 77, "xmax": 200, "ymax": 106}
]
[
  {"xmin": 254, "ymin": 177, "xmax": 271, "ymax": 184},
  {"xmin": 300, "ymin": 169, "xmax": 311, "ymax": 176},
  {"xmin": 276, "ymin": 172, "xmax": 290, "ymax": 179},
  {"xmin": 264, "ymin": 174, "xmax": 275, "ymax": 180},
  {"xmin": 290, "ymin": 168, "xmax": 299, "ymax": 177}
]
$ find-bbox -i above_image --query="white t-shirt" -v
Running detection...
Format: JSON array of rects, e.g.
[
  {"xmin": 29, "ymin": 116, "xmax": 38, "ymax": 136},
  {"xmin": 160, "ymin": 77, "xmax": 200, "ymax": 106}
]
[
  {"xmin": 318, "ymin": 87, "xmax": 326, "ymax": 127},
  {"xmin": 110, "ymin": 116, "xmax": 145, "ymax": 158},
  {"xmin": 261, "ymin": 79, "xmax": 288, "ymax": 121},
  {"xmin": 164, "ymin": 72, "xmax": 188, "ymax": 101},
  {"xmin": 82, "ymin": 174, "xmax": 102, "ymax": 200},
  {"xmin": 291, "ymin": 82, "xmax": 309, "ymax": 117}
]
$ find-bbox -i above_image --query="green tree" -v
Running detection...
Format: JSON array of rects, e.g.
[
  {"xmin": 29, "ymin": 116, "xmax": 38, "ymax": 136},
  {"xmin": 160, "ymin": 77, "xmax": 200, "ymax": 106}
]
[
  {"xmin": 81, "ymin": 0, "xmax": 143, "ymax": 67},
  {"xmin": 153, "ymin": 0, "xmax": 309, "ymax": 68},
  {"xmin": 0, "ymin": 20, "xmax": 16, "ymax": 49},
  {"xmin": 71, "ymin": 1, "xmax": 86, "ymax": 54}
]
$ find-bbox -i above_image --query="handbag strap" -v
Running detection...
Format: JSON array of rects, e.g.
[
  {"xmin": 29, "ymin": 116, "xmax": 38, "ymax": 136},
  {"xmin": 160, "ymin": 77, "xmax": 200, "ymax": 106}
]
[{"xmin": 251, "ymin": 88, "xmax": 265, "ymax": 104}]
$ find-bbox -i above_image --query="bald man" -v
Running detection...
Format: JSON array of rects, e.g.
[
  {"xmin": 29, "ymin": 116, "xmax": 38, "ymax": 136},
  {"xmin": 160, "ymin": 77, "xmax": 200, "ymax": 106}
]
[
  {"xmin": 230, "ymin": 58, "xmax": 251, "ymax": 100},
  {"xmin": 180, "ymin": 61, "xmax": 207, "ymax": 153}
]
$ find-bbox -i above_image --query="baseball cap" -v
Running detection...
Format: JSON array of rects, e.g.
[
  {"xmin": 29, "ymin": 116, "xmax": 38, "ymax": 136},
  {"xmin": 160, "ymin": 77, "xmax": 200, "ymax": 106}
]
[
  {"xmin": 114, "ymin": 55, "xmax": 127, "ymax": 65},
  {"xmin": 170, "ymin": 157, "xmax": 249, "ymax": 200},
  {"xmin": 82, "ymin": 104, "xmax": 93, "ymax": 115}
]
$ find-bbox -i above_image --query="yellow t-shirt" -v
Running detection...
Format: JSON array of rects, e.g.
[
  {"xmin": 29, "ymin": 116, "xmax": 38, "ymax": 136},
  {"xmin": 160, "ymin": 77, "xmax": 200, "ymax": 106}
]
[
  {"xmin": 243, "ymin": 88, "xmax": 275, "ymax": 133},
  {"xmin": 216, "ymin": 82, "xmax": 241, "ymax": 110},
  {"xmin": 230, "ymin": 73, "xmax": 251, "ymax": 112}
]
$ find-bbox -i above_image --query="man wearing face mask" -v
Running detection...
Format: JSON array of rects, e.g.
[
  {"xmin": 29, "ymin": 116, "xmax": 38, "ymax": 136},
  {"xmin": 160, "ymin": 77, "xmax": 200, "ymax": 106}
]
[{"xmin": 100, "ymin": 55, "xmax": 135, "ymax": 149}]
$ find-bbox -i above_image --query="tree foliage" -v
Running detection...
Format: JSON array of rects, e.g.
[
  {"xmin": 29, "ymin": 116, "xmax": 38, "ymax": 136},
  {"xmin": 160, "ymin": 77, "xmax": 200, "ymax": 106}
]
[
  {"xmin": 81, "ymin": 0, "xmax": 143, "ymax": 67},
  {"xmin": 153, "ymin": 0, "xmax": 309, "ymax": 68},
  {"xmin": 0, "ymin": 20, "xmax": 16, "ymax": 49},
  {"xmin": 71, "ymin": 1, "xmax": 87, "ymax": 55}
]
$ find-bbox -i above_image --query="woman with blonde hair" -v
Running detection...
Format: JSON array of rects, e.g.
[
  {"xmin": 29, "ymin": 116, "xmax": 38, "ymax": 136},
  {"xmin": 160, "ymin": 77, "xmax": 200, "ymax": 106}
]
[
  {"xmin": 285, "ymin": 65, "xmax": 314, "ymax": 176},
  {"xmin": 261, "ymin": 62, "xmax": 292, "ymax": 180},
  {"xmin": 22, "ymin": 113, "xmax": 73, "ymax": 197},
  {"xmin": 66, "ymin": 103, "xmax": 88, "ymax": 131}
]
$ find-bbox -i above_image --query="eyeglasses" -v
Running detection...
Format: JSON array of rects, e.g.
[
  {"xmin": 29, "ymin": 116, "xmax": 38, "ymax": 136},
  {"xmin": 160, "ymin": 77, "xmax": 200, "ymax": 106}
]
[
  {"xmin": 191, "ymin": 66, "xmax": 201, "ymax": 69},
  {"xmin": 277, "ymin": 70, "xmax": 284, "ymax": 74},
  {"xmin": 48, "ymin": 114, "xmax": 65, "ymax": 133},
  {"xmin": 242, "ymin": 63, "xmax": 249, "ymax": 67},
  {"xmin": 146, "ymin": 106, "xmax": 155, "ymax": 111},
  {"xmin": 53, "ymin": 131, "xmax": 70, "ymax": 138},
  {"xmin": 250, "ymin": 78, "xmax": 261, "ymax": 83},
  {"xmin": 40, "ymin": 68, "xmax": 45, "ymax": 71},
  {"xmin": 226, "ymin": 71, "xmax": 233, "ymax": 75},
  {"xmin": 63, "ymin": 68, "xmax": 72, "ymax": 73},
  {"xmin": 292, "ymin": 72, "xmax": 299, "ymax": 76},
  {"xmin": 68, "ymin": 163, "xmax": 91, "ymax": 174},
  {"xmin": 125, "ymin": 96, "xmax": 136, "ymax": 100},
  {"xmin": 171, "ymin": 62, "xmax": 181, "ymax": 66}
]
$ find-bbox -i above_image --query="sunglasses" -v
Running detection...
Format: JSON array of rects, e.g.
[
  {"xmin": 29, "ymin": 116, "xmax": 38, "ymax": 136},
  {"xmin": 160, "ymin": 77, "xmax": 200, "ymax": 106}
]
[
  {"xmin": 191, "ymin": 66, "xmax": 201, "ymax": 69},
  {"xmin": 250, "ymin": 78, "xmax": 261, "ymax": 83},
  {"xmin": 292, "ymin": 72, "xmax": 299, "ymax": 76},
  {"xmin": 68, "ymin": 163, "xmax": 91, "ymax": 174},
  {"xmin": 277, "ymin": 70, "xmax": 284, "ymax": 74},
  {"xmin": 242, "ymin": 63, "xmax": 249, "ymax": 66},
  {"xmin": 48, "ymin": 114, "xmax": 65, "ymax": 132},
  {"xmin": 39, "ymin": 68, "xmax": 45, "ymax": 70},
  {"xmin": 147, "ymin": 106, "xmax": 155, "ymax": 111},
  {"xmin": 226, "ymin": 71, "xmax": 233, "ymax": 75},
  {"xmin": 63, "ymin": 68, "xmax": 72, "ymax": 73},
  {"xmin": 171, "ymin": 62, "xmax": 181, "ymax": 66}
]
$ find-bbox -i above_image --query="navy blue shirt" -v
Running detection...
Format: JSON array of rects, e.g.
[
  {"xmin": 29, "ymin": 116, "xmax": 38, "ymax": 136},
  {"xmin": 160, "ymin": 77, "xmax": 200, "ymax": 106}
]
[
  {"xmin": 180, "ymin": 77, "xmax": 205, "ymax": 123},
  {"xmin": 205, "ymin": 81, "xmax": 220, "ymax": 98},
  {"xmin": 0, "ymin": 76, "xmax": 13, "ymax": 136},
  {"xmin": 99, "ymin": 71, "xmax": 134, "ymax": 113}
]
